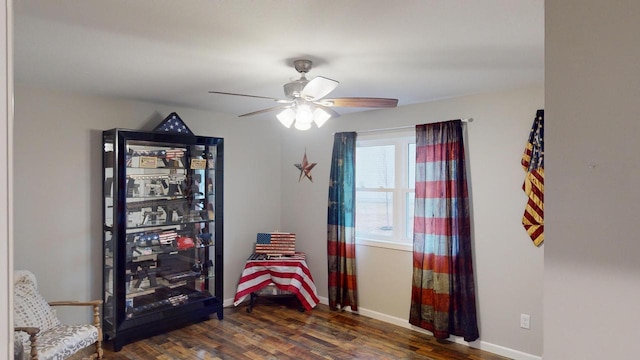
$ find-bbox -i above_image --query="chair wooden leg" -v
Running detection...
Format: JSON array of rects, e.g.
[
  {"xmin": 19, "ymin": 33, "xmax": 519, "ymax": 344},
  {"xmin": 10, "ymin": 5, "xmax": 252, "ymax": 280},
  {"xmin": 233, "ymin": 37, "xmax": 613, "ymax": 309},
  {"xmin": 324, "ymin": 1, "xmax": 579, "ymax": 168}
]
[
  {"xmin": 92, "ymin": 303, "xmax": 104, "ymax": 359},
  {"xmin": 96, "ymin": 339, "xmax": 104, "ymax": 359},
  {"xmin": 28, "ymin": 332, "xmax": 38, "ymax": 360}
]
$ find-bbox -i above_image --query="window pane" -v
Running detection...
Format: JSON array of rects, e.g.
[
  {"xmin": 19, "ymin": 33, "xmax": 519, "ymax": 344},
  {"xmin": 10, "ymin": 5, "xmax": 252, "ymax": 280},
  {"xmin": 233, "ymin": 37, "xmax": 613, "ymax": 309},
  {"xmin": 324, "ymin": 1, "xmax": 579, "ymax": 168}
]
[
  {"xmin": 408, "ymin": 143, "xmax": 416, "ymax": 189},
  {"xmin": 356, "ymin": 191, "xmax": 394, "ymax": 238},
  {"xmin": 356, "ymin": 145, "xmax": 395, "ymax": 188},
  {"xmin": 405, "ymin": 191, "xmax": 415, "ymax": 240}
]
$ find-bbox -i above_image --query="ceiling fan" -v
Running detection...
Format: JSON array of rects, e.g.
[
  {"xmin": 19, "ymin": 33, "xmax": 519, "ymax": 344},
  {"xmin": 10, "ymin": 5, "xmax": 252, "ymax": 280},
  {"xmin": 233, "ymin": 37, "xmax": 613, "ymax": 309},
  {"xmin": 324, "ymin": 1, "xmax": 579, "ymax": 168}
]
[{"xmin": 208, "ymin": 59, "xmax": 398, "ymax": 130}]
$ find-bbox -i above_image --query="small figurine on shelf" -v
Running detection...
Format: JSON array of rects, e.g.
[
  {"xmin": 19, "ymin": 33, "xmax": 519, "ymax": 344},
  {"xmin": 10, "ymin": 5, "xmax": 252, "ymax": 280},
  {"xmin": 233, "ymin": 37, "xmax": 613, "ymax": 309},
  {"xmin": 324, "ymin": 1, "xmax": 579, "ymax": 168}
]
[
  {"xmin": 192, "ymin": 260, "xmax": 203, "ymax": 274},
  {"xmin": 202, "ymin": 260, "xmax": 214, "ymax": 277},
  {"xmin": 207, "ymin": 178, "xmax": 214, "ymax": 195},
  {"xmin": 207, "ymin": 152, "xmax": 215, "ymax": 169},
  {"xmin": 197, "ymin": 233, "xmax": 213, "ymax": 246}
]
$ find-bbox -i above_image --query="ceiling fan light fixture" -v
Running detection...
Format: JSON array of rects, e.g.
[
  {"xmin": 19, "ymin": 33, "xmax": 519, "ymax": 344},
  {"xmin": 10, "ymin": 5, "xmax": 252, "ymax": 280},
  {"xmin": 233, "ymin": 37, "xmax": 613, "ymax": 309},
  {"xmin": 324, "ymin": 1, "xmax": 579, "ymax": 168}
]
[
  {"xmin": 294, "ymin": 120, "xmax": 312, "ymax": 131},
  {"xmin": 278, "ymin": 104, "xmax": 332, "ymax": 130},
  {"xmin": 277, "ymin": 108, "xmax": 296, "ymax": 128},
  {"xmin": 295, "ymin": 104, "xmax": 313, "ymax": 125},
  {"xmin": 312, "ymin": 108, "xmax": 331, "ymax": 128}
]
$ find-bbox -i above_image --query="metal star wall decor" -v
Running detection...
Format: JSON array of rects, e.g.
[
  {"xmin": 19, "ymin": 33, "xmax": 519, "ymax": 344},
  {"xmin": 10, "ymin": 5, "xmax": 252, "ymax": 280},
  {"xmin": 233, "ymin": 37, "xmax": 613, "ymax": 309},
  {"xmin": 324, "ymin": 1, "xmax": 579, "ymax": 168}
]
[{"xmin": 294, "ymin": 150, "xmax": 317, "ymax": 182}]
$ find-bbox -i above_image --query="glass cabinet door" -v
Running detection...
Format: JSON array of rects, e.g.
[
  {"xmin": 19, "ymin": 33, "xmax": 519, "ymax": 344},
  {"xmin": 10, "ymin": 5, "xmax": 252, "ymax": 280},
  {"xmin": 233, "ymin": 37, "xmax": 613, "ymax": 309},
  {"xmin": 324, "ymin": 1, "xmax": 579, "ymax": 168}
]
[
  {"xmin": 103, "ymin": 134, "xmax": 115, "ymax": 335},
  {"xmin": 121, "ymin": 141, "xmax": 215, "ymax": 318}
]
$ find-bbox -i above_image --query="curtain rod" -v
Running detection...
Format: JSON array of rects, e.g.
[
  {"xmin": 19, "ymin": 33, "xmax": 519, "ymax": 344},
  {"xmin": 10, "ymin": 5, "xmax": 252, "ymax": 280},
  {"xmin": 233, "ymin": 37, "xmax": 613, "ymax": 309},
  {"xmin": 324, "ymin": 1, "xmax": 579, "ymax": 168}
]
[{"xmin": 355, "ymin": 118, "xmax": 474, "ymax": 134}]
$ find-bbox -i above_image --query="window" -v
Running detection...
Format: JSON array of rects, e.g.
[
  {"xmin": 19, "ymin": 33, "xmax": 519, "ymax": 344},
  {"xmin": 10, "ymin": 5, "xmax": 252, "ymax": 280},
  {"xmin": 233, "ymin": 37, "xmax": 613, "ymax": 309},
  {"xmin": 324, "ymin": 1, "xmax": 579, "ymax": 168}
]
[{"xmin": 356, "ymin": 130, "xmax": 415, "ymax": 250}]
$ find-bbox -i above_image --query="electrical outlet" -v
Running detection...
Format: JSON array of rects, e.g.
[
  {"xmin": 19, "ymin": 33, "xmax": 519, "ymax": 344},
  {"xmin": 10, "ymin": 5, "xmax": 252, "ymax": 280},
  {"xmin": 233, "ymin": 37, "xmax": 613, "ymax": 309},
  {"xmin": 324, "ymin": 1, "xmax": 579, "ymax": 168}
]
[{"xmin": 520, "ymin": 314, "xmax": 531, "ymax": 329}]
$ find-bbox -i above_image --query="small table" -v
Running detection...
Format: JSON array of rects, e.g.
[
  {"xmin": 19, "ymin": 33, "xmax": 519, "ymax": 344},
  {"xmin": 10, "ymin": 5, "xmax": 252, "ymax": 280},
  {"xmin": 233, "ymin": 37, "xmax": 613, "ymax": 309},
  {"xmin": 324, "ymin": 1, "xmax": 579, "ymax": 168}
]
[{"xmin": 233, "ymin": 253, "xmax": 319, "ymax": 312}]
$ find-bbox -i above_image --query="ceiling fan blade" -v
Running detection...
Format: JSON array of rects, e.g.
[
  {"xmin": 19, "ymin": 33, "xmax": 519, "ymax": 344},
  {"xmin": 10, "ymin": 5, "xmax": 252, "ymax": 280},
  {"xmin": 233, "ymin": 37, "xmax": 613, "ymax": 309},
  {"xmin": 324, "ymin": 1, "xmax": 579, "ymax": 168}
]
[
  {"xmin": 320, "ymin": 97, "xmax": 399, "ymax": 108},
  {"xmin": 209, "ymin": 91, "xmax": 282, "ymax": 102},
  {"xmin": 301, "ymin": 76, "xmax": 339, "ymax": 101},
  {"xmin": 238, "ymin": 105, "xmax": 291, "ymax": 117},
  {"xmin": 314, "ymin": 103, "xmax": 341, "ymax": 118}
]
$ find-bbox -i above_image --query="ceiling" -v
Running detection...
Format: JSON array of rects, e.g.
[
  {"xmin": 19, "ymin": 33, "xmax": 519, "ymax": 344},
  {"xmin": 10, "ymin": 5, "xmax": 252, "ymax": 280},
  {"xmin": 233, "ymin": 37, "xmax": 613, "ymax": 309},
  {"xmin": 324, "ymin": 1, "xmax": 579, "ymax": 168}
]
[{"xmin": 13, "ymin": 0, "xmax": 544, "ymax": 118}]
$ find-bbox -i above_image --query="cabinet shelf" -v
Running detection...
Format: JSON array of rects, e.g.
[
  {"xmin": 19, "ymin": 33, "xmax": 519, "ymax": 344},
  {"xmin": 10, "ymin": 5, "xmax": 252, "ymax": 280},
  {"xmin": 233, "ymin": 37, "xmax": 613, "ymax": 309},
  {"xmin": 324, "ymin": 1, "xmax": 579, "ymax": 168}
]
[
  {"xmin": 126, "ymin": 244, "xmax": 216, "ymax": 260},
  {"xmin": 126, "ymin": 218, "xmax": 214, "ymax": 230},
  {"xmin": 125, "ymin": 166, "xmax": 188, "ymax": 170},
  {"xmin": 103, "ymin": 128, "xmax": 223, "ymax": 351},
  {"xmin": 108, "ymin": 194, "xmax": 209, "ymax": 200}
]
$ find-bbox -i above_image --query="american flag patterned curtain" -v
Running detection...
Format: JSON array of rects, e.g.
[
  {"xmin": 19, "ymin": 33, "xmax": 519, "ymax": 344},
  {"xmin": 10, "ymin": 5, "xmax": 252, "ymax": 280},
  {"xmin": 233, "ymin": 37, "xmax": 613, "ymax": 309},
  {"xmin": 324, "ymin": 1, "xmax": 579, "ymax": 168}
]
[
  {"xmin": 409, "ymin": 120, "xmax": 479, "ymax": 342},
  {"xmin": 327, "ymin": 132, "xmax": 358, "ymax": 311},
  {"xmin": 521, "ymin": 110, "xmax": 544, "ymax": 246}
]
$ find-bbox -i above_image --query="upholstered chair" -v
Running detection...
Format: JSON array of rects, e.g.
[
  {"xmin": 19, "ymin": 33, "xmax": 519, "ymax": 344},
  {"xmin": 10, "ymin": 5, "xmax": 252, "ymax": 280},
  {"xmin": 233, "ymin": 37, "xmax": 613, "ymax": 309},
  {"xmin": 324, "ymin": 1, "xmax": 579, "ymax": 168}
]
[{"xmin": 13, "ymin": 270, "xmax": 103, "ymax": 360}]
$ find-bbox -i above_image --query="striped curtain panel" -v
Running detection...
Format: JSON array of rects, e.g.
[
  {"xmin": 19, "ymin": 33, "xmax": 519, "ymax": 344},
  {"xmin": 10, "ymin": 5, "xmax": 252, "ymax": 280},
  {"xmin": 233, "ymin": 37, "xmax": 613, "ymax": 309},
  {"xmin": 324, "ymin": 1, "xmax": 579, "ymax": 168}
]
[
  {"xmin": 409, "ymin": 120, "xmax": 479, "ymax": 342},
  {"xmin": 327, "ymin": 132, "xmax": 358, "ymax": 311}
]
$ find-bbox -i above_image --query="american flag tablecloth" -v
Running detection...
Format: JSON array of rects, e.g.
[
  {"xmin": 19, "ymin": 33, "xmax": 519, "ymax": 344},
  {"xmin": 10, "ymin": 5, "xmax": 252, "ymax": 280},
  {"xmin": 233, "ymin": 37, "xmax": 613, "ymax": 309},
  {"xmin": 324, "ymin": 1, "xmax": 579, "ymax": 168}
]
[{"xmin": 233, "ymin": 253, "xmax": 319, "ymax": 311}]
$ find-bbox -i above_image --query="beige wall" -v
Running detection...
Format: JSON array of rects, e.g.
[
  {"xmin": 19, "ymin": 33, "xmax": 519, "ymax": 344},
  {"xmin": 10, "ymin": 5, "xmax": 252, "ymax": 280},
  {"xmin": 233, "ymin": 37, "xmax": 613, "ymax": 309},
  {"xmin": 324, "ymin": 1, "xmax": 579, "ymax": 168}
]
[
  {"xmin": 12, "ymin": 84, "xmax": 283, "ymax": 322},
  {"xmin": 280, "ymin": 85, "xmax": 544, "ymax": 358},
  {"xmin": 13, "ymin": 83, "xmax": 543, "ymax": 359},
  {"xmin": 544, "ymin": 1, "xmax": 640, "ymax": 359}
]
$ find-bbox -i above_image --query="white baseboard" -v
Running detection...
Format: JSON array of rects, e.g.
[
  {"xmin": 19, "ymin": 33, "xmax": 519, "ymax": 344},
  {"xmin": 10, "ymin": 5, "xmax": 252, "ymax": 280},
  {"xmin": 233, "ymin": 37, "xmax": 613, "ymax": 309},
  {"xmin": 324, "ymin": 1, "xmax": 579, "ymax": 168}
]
[
  {"xmin": 223, "ymin": 297, "xmax": 236, "ymax": 307},
  {"xmin": 315, "ymin": 296, "xmax": 541, "ymax": 360}
]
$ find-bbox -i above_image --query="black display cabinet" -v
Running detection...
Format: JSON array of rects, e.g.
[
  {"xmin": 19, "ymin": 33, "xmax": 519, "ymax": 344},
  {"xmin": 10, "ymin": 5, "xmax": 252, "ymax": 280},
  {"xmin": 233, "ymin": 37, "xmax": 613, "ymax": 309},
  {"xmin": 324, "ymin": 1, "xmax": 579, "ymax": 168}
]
[{"xmin": 102, "ymin": 129, "xmax": 223, "ymax": 351}]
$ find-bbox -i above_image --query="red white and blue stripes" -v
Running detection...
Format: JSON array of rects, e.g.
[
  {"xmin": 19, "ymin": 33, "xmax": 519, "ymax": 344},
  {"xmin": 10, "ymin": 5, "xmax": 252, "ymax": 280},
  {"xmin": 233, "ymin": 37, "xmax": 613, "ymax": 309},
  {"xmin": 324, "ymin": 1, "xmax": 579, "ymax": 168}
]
[{"xmin": 233, "ymin": 255, "xmax": 319, "ymax": 311}]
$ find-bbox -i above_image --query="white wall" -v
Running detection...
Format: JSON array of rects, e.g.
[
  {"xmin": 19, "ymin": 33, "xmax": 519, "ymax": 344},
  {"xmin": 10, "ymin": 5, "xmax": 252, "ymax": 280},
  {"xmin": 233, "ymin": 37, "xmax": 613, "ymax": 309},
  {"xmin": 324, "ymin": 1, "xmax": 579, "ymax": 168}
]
[
  {"xmin": 13, "ymin": 84, "xmax": 283, "ymax": 323},
  {"xmin": 544, "ymin": 1, "xmax": 640, "ymax": 359},
  {"xmin": 13, "ymin": 83, "xmax": 545, "ymax": 358},
  {"xmin": 280, "ymin": 85, "xmax": 544, "ymax": 358}
]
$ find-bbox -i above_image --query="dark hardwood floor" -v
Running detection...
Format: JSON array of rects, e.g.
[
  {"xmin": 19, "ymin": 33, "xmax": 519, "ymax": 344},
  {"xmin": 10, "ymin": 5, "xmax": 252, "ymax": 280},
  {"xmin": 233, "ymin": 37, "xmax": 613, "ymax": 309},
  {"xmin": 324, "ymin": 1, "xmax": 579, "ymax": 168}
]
[{"xmin": 95, "ymin": 299, "xmax": 511, "ymax": 360}]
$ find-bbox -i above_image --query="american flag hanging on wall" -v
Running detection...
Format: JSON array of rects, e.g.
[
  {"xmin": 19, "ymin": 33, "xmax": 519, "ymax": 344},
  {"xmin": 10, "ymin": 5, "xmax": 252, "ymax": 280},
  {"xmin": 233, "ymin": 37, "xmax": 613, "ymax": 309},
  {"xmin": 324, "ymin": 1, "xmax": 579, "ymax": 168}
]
[{"xmin": 521, "ymin": 110, "xmax": 544, "ymax": 246}]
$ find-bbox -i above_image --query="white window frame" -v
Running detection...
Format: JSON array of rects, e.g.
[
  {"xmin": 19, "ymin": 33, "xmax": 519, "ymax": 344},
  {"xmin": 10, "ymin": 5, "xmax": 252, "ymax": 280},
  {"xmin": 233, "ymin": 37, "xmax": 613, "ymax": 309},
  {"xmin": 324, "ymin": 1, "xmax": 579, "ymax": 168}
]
[{"xmin": 355, "ymin": 129, "xmax": 415, "ymax": 252}]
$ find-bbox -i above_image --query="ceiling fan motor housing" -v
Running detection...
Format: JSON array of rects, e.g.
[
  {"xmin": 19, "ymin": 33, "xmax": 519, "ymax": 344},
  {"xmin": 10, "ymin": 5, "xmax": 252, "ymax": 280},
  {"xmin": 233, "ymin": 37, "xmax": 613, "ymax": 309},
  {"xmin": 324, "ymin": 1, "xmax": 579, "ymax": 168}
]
[
  {"xmin": 284, "ymin": 59, "xmax": 313, "ymax": 98},
  {"xmin": 293, "ymin": 59, "xmax": 313, "ymax": 74},
  {"xmin": 283, "ymin": 78, "xmax": 309, "ymax": 99}
]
